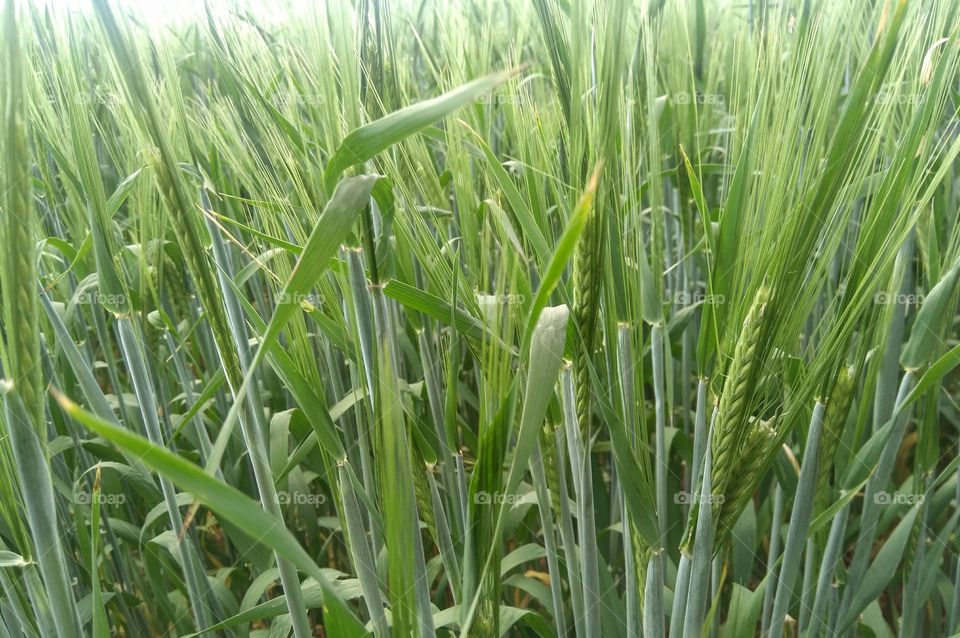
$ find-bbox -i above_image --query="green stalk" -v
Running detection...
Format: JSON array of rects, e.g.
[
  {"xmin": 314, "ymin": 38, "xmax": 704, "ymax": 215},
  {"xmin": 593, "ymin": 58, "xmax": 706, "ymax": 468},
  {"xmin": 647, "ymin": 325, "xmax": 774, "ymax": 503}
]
[
  {"xmin": 89, "ymin": 467, "xmax": 109, "ymax": 638},
  {"xmin": 690, "ymin": 380, "xmax": 710, "ymax": 518},
  {"xmin": 682, "ymin": 433, "xmax": 714, "ymax": 638},
  {"xmin": 204, "ymin": 205, "xmax": 311, "ymax": 637},
  {"xmin": 808, "ymin": 504, "xmax": 850, "ymax": 638},
  {"xmin": 0, "ymin": 559, "xmax": 37, "ymax": 637},
  {"xmin": 372, "ymin": 300, "xmax": 435, "ymax": 638},
  {"xmin": 622, "ymin": 491, "xmax": 638, "ymax": 637},
  {"xmin": 0, "ymin": 4, "xmax": 80, "ymax": 634},
  {"xmin": 644, "ymin": 553, "xmax": 666, "ymax": 638},
  {"xmin": 447, "ymin": 340, "xmax": 466, "ymax": 537},
  {"xmin": 115, "ymin": 319, "xmax": 214, "ymax": 634},
  {"xmin": 768, "ymin": 402, "xmax": 825, "ymax": 638},
  {"xmin": 674, "ymin": 393, "xmax": 715, "ymax": 637},
  {"xmin": 577, "ymin": 442, "xmax": 601, "ymax": 638},
  {"xmin": 418, "ymin": 328, "xmax": 458, "ymax": 502},
  {"xmin": 873, "ymin": 238, "xmax": 912, "ymax": 432},
  {"xmin": 557, "ymin": 368, "xmax": 585, "ymax": 637},
  {"xmin": 670, "ymin": 554, "xmax": 692, "ymax": 638},
  {"xmin": 710, "ymin": 555, "xmax": 721, "ymax": 638},
  {"xmin": 530, "ymin": 446, "xmax": 567, "ymax": 636},
  {"xmin": 426, "ymin": 466, "xmax": 462, "ymax": 603},
  {"xmin": 345, "ymin": 248, "xmax": 377, "ymax": 404},
  {"xmin": 38, "ymin": 291, "xmax": 116, "ymax": 424},
  {"xmin": 2, "ymin": 397, "xmax": 81, "ymax": 638},
  {"xmin": 836, "ymin": 371, "xmax": 916, "ymax": 631},
  {"xmin": 798, "ymin": 538, "xmax": 815, "ymax": 632},
  {"xmin": 645, "ymin": 324, "xmax": 667, "ymax": 638},
  {"xmin": 951, "ymin": 449, "xmax": 960, "ymax": 634},
  {"xmin": 561, "ymin": 366, "xmax": 600, "ymax": 637},
  {"xmin": 760, "ymin": 485, "xmax": 784, "ymax": 636},
  {"xmin": 337, "ymin": 461, "xmax": 389, "ymax": 637},
  {"xmin": 344, "ymin": 248, "xmax": 383, "ymax": 556},
  {"xmin": 814, "ymin": 366, "xmax": 855, "ymax": 530},
  {"xmin": 616, "ymin": 324, "xmax": 639, "ymax": 637},
  {"xmin": 898, "ymin": 476, "xmax": 929, "ymax": 638},
  {"xmin": 163, "ymin": 331, "xmax": 216, "ymax": 472},
  {"xmin": 22, "ymin": 566, "xmax": 56, "ymax": 637}
]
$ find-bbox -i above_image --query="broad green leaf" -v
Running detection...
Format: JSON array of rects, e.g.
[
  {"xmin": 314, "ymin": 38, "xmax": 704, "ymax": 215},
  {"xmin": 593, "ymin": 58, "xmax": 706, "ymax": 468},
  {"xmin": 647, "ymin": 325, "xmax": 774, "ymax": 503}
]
[
  {"xmin": 500, "ymin": 544, "xmax": 548, "ymax": 577},
  {"xmin": 276, "ymin": 389, "xmax": 366, "ymax": 484},
  {"xmin": 809, "ymin": 476, "xmax": 869, "ymax": 536},
  {"xmin": 837, "ymin": 503, "xmax": 920, "ymax": 631},
  {"xmin": 106, "ymin": 167, "xmax": 143, "ymax": 218},
  {"xmin": 904, "ymin": 341, "xmax": 960, "ymax": 407},
  {"xmin": 723, "ymin": 583, "xmax": 764, "ymax": 637},
  {"xmin": 0, "ymin": 551, "xmax": 28, "ymax": 568},
  {"xmin": 503, "ymin": 305, "xmax": 568, "ymax": 499},
  {"xmin": 859, "ymin": 601, "xmax": 894, "ymax": 638},
  {"xmin": 384, "ymin": 279, "xmax": 489, "ymax": 343},
  {"xmin": 179, "ymin": 572, "xmax": 364, "ymax": 636},
  {"xmin": 900, "ymin": 258, "xmax": 960, "ymax": 370},
  {"xmin": 377, "ymin": 344, "xmax": 423, "ymax": 637},
  {"xmin": 206, "ymin": 210, "xmax": 303, "ymax": 256},
  {"xmin": 433, "ymin": 605, "xmax": 556, "ymax": 638},
  {"xmin": 323, "ymin": 70, "xmax": 515, "ymax": 192}
]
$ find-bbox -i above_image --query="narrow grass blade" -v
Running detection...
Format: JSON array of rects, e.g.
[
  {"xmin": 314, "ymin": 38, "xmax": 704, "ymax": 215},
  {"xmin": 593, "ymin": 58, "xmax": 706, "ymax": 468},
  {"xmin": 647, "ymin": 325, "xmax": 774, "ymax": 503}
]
[{"xmin": 53, "ymin": 391, "xmax": 369, "ymax": 637}]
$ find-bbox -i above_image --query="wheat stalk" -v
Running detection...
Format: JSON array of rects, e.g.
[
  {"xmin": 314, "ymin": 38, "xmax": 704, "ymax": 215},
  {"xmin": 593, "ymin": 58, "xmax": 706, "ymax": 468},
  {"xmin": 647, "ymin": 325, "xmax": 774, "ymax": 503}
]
[{"xmin": 814, "ymin": 365, "xmax": 855, "ymax": 521}]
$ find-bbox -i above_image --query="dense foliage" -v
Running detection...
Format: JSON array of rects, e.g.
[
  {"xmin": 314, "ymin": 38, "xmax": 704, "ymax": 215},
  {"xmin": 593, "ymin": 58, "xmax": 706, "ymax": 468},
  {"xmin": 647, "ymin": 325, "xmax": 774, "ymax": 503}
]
[{"xmin": 1, "ymin": 0, "xmax": 960, "ymax": 636}]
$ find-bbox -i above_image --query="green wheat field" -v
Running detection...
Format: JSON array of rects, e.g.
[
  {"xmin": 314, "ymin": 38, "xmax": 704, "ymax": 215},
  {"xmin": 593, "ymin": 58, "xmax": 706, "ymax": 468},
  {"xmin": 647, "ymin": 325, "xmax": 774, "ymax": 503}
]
[{"xmin": 1, "ymin": 0, "xmax": 959, "ymax": 636}]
